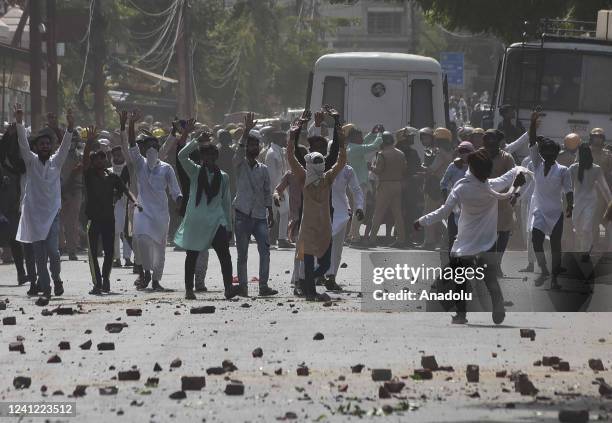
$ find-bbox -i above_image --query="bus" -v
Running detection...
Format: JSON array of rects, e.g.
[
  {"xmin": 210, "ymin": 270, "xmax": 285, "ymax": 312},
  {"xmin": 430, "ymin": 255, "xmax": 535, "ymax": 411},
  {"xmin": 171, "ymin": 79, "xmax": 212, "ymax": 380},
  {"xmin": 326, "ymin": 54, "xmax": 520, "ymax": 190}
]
[
  {"xmin": 488, "ymin": 14, "xmax": 612, "ymax": 143},
  {"xmin": 308, "ymin": 52, "xmax": 446, "ymax": 159}
]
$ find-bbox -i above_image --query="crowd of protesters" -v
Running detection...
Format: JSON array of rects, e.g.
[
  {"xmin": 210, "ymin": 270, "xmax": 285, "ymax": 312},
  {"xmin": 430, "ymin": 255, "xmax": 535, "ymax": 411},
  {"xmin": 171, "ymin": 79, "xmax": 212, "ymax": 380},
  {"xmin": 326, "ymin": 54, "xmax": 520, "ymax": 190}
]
[{"xmin": 1, "ymin": 101, "xmax": 612, "ymax": 323}]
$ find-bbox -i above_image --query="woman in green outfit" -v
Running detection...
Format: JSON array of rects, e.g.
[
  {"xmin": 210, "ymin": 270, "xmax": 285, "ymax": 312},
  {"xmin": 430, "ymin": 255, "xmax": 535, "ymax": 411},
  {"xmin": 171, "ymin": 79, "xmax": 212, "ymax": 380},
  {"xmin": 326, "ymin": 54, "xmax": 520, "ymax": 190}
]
[{"xmin": 174, "ymin": 121, "xmax": 239, "ymax": 300}]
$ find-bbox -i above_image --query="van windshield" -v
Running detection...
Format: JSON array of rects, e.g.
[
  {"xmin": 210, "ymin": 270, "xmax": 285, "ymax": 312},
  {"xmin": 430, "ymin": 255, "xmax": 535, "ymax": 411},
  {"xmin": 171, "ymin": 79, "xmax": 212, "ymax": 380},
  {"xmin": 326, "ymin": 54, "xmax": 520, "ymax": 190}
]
[{"xmin": 502, "ymin": 48, "xmax": 612, "ymax": 114}]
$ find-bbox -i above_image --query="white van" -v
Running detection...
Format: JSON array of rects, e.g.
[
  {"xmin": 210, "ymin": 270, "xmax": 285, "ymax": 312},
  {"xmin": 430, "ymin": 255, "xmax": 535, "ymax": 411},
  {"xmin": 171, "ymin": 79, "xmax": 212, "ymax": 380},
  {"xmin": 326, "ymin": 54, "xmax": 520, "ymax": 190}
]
[
  {"xmin": 308, "ymin": 52, "xmax": 446, "ymax": 158},
  {"xmin": 489, "ymin": 15, "xmax": 612, "ymax": 143}
]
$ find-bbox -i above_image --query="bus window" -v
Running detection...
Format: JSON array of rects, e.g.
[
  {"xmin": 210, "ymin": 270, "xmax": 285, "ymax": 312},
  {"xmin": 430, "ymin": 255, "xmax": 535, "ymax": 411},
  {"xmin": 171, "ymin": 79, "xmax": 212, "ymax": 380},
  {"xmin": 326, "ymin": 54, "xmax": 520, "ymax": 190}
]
[
  {"xmin": 502, "ymin": 49, "xmax": 539, "ymax": 109},
  {"xmin": 580, "ymin": 55, "xmax": 612, "ymax": 114},
  {"xmin": 322, "ymin": 76, "xmax": 345, "ymax": 121},
  {"xmin": 410, "ymin": 79, "xmax": 434, "ymax": 129}
]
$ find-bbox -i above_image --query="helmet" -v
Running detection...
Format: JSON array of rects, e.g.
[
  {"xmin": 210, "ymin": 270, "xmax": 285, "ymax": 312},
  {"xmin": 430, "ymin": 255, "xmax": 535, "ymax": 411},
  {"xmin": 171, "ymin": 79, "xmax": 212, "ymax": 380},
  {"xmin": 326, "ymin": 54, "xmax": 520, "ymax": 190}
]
[
  {"xmin": 152, "ymin": 128, "xmax": 167, "ymax": 138},
  {"xmin": 458, "ymin": 126, "xmax": 474, "ymax": 140},
  {"xmin": 433, "ymin": 127, "xmax": 452, "ymax": 142},
  {"xmin": 395, "ymin": 127, "xmax": 418, "ymax": 142},
  {"xmin": 419, "ymin": 127, "xmax": 433, "ymax": 136},
  {"xmin": 591, "ymin": 128, "xmax": 605, "ymax": 136},
  {"xmin": 564, "ymin": 133, "xmax": 581, "ymax": 150}
]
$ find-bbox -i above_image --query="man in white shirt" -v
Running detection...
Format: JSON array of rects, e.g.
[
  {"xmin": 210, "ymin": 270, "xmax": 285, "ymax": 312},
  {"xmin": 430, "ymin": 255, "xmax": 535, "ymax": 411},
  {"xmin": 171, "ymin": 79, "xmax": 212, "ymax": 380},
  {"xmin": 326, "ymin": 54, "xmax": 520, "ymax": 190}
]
[
  {"xmin": 125, "ymin": 111, "xmax": 182, "ymax": 291},
  {"xmin": 324, "ymin": 164, "xmax": 363, "ymax": 290},
  {"xmin": 528, "ymin": 112, "xmax": 573, "ymax": 289},
  {"xmin": 415, "ymin": 149, "xmax": 527, "ymax": 325},
  {"xmin": 15, "ymin": 104, "xmax": 75, "ymax": 298},
  {"xmin": 265, "ymin": 131, "xmax": 291, "ymax": 248}
]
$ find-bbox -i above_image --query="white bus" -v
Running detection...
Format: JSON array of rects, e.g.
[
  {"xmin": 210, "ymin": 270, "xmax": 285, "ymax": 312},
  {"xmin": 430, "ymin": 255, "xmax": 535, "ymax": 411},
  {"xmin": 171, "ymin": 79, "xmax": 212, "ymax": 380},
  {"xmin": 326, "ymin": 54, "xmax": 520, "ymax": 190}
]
[
  {"xmin": 489, "ymin": 14, "xmax": 612, "ymax": 143},
  {"xmin": 308, "ymin": 52, "xmax": 446, "ymax": 159}
]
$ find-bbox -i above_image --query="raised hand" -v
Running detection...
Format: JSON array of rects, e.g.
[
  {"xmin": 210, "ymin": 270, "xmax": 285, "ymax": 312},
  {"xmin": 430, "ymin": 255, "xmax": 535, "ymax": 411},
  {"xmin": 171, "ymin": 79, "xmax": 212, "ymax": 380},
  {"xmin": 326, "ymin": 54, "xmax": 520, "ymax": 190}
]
[
  {"xmin": 323, "ymin": 104, "xmax": 339, "ymax": 120},
  {"xmin": 47, "ymin": 112, "xmax": 58, "ymax": 129},
  {"xmin": 185, "ymin": 118, "xmax": 196, "ymax": 135},
  {"xmin": 129, "ymin": 109, "xmax": 143, "ymax": 126},
  {"xmin": 84, "ymin": 125, "xmax": 98, "ymax": 144},
  {"xmin": 13, "ymin": 104, "xmax": 23, "ymax": 124},
  {"xmin": 66, "ymin": 109, "xmax": 75, "ymax": 131},
  {"xmin": 243, "ymin": 112, "xmax": 257, "ymax": 133},
  {"xmin": 171, "ymin": 117, "xmax": 180, "ymax": 136},
  {"xmin": 313, "ymin": 111, "xmax": 325, "ymax": 127},
  {"xmin": 116, "ymin": 110, "xmax": 128, "ymax": 131}
]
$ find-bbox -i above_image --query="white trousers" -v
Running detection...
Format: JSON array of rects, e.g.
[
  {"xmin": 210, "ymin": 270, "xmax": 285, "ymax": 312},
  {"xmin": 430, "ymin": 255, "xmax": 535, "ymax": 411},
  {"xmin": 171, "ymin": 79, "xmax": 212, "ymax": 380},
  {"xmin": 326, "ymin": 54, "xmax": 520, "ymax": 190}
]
[
  {"xmin": 133, "ymin": 234, "xmax": 165, "ymax": 281},
  {"xmin": 274, "ymin": 196, "xmax": 289, "ymax": 240},
  {"xmin": 326, "ymin": 221, "xmax": 349, "ymax": 277},
  {"xmin": 113, "ymin": 233, "xmax": 132, "ymax": 260}
]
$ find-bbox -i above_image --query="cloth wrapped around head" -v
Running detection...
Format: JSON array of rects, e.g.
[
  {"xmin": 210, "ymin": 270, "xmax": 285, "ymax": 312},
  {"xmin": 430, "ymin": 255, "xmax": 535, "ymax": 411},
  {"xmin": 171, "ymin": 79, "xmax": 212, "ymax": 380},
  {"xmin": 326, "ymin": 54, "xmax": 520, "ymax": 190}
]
[{"xmin": 304, "ymin": 152, "xmax": 325, "ymax": 187}]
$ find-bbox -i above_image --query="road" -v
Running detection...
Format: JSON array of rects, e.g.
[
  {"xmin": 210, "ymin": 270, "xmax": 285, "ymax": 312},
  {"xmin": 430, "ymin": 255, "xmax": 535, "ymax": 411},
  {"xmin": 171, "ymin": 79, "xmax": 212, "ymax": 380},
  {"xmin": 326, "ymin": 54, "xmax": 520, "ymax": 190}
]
[{"xmin": 1, "ymin": 244, "xmax": 611, "ymax": 422}]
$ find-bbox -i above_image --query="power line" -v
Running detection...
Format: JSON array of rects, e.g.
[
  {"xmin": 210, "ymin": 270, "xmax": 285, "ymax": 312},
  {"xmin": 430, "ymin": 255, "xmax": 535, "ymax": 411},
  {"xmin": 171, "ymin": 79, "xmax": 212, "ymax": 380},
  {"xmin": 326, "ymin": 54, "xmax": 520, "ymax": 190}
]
[{"xmin": 76, "ymin": 0, "xmax": 95, "ymax": 97}]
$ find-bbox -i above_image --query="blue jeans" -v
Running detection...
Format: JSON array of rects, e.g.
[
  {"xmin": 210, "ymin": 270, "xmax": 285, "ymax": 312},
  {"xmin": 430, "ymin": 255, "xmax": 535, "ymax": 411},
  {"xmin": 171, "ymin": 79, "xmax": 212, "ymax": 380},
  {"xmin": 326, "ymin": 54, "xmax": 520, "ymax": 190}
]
[
  {"xmin": 235, "ymin": 210, "xmax": 270, "ymax": 288},
  {"xmin": 32, "ymin": 213, "xmax": 61, "ymax": 292}
]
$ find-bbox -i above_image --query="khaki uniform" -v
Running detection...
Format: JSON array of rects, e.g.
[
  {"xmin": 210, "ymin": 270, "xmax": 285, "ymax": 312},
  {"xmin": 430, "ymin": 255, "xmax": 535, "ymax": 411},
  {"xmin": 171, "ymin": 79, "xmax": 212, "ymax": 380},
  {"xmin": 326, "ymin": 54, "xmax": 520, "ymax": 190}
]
[
  {"xmin": 369, "ymin": 147, "xmax": 407, "ymax": 243},
  {"xmin": 423, "ymin": 148, "xmax": 452, "ymax": 247}
]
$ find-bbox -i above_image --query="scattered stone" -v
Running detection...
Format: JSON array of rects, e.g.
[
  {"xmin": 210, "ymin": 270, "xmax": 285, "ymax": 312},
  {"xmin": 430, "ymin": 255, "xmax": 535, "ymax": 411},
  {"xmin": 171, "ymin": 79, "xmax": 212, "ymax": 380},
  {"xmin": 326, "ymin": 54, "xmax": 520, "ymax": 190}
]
[
  {"xmin": 340, "ymin": 262, "xmax": 347, "ymax": 268},
  {"xmin": 438, "ymin": 366, "xmax": 454, "ymax": 372},
  {"xmin": 35, "ymin": 297, "xmax": 49, "ymax": 307},
  {"xmin": 225, "ymin": 380, "xmax": 244, "ymax": 395},
  {"xmin": 118, "ymin": 370, "xmax": 140, "ymax": 381},
  {"xmin": 9, "ymin": 341, "xmax": 24, "ymax": 353},
  {"xmin": 105, "ymin": 323, "xmax": 127, "ymax": 333},
  {"xmin": 222, "ymin": 360, "xmax": 237, "ymax": 372},
  {"xmin": 466, "ymin": 365, "xmax": 479, "ymax": 383},
  {"xmin": 252, "ymin": 347, "xmax": 263, "ymax": 358},
  {"xmin": 413, "ymin": 369, "xmax": 433, "ymax": 380},
  {"xmin": 588, "ymin": 359, "xmax": 605, "ymax": 371},
  {"xmin": 181, "ymin": 376, "xmax": 206, "ymax": 391},
  {"xmin": 313, "ymin": 332, "xmax": 324, "ymax": 341},
  {"xmin": 79, "ymin": 340, "xmax": 92, "ymax": 350},
  {"xmin": 297, "ymin": 366, "xmax": 309, "ymax": 376},
  {"xmin": 97, "ymin": 342, "xmax": 115, "ymax": 351},
  {"xmin": 421, "ymin": 355, "xmax": 439, "ymax": 371},
  {"xmin": 534, "ymin": 360, "xmax": 542, "ymax": 366},
  {"xmin": 514, "ymin": 373, "xmax": 538, "ymax": 396},
  {"xmin": 153, "ymin": 363, "xmax": 162, "ymax": 372},
  {"xmin": 372, "ymin": 369, "xmax": 392, "ymax": 381},
  {"xmin": 241, "ymin": 303, "xmax": 251, "ymax": 308},
  {"xmin": 72, "ymin": 385, "xmax": 87, "ymax": 397},
  {"xmin": 3, "ymin": 316, "xmax": 16, "ymax": 325},
  {"xmin": 99, "ymin": 386, "xmax": 118, "ymax": 396},
  {"xmin": 0, "ymin": 302, "xmax": 5, "ymax": 310},
  {"xmin": 47, "ymin": 354, "xmax": 61, "ymax": 363},
  {"xmin": 126, "ymin": 309, "xmax": 142, "ymax": 317},
  {"xmin": 52, "ymin": 390, "xmax": 64, "ymax": 396},
  {"xmin": 558, "ymin": 409, "xmax": 589, "ymax": 423},
  {"xmin": 13, "ymin": 376, "xmax": 31, "ymax": 389},
  {"xmin": 378, "ymin": 386, "xmax": 391, "ymax": 399},
  {"xmin": 598, "ymin": 380, "xmax": 612, "ymax": 396},
  {"xmin": 206, "ymin": 367, "xmax": 225, "ymax": 375},
  {"xmin": 338, "ymin": 384, "xmax": 348, "ymax": 392},
  {"xmin": 41, "ymin": 309, "xmax": 53, "ymax": 316},
  {"xmin": 520, "ymin": 329, "xmax": 536, "ymax": 341},
  {"xmin": 543, "ymin": 356, "xmax": 561, "ymax": 366},
  {"xmin": 496, "ymin": 370, "xmax": 507, "ymax": 378},
  {"xmin": 383, "ymin": 380, "xmax": 405, "ymax": 393},
  {"xmin": 275, "ymin": 368, "xmax": 283, "ymax": 376},
  {"xmin": 554, "ymin": 361, "xmax": 570, "ymax": 372},
  {"xmin": 58, "ymin": 341, "xmax": 70, "ymax": 350},
  {"xmin": 145, "ymin": 377, "xmax": 159, "ymax": 388},
  {"xmin": 54, "ymin": 307, "xmax": 74, "ymax": 315},
  {"xmin": 169, "ymin": 391, "xmax": 186, "ymax": 400},
  {"xmin": 351, "ymin": 364, "xmax": 365, "ymax": 374},
  {"xmin": 190, "ymin": 306, "xmax": 215, "ymax": 314},
  {"xmin": 170, "ymin": 358, "xmax": 182, "ymax": 368}
]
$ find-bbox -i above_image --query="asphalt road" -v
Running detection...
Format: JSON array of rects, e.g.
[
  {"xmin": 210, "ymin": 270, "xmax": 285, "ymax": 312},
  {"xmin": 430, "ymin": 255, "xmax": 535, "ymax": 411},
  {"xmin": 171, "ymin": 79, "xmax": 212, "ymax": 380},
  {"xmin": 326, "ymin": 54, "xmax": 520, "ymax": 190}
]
[{"xmin": 1, "ymin": 244, "xmax": 611, "ymax": 422}]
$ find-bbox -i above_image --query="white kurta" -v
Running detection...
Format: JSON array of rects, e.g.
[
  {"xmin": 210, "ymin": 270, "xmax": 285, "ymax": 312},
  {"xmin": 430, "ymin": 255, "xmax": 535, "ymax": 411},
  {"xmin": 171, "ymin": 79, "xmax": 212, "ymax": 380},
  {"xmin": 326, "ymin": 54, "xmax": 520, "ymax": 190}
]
[
  {"xmin": 419, "ymin": 167, "xmax": 522, "ymax": 257},
  {"xmin": 331, "ymin": 165, "xmax": 364, "ymax": 236},
  {"xmin": 569, "ymin": 163, "xmax": 610, "ymax": 251},
  {"xmin": 529, "ymin": 145, "xmax": 572, "ymax": 236},
  {"xmin": 16, "ymin": 124, "xmax": 73, "ymax": 243},
  {"xmin": 129, "ymin": 146, "xmax": 181, "ymax": 245}
]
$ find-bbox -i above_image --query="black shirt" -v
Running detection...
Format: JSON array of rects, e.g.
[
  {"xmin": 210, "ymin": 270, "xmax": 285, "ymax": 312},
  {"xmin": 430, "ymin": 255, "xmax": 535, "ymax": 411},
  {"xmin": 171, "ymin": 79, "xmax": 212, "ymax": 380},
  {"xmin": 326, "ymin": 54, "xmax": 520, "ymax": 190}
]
[{"xmin": 84, "ymin": 168, "xmax": 130, "ymax": 222}]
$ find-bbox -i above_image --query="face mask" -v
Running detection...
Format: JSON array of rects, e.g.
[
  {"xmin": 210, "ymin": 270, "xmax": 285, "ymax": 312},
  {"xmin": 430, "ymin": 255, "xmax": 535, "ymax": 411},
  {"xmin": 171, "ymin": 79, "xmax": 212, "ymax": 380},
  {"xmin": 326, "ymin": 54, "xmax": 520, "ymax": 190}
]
[
  {"xmin": 146, "ymin": 148, "xmax": 159, "ymax": 170},
  {"xmin": 304, "ymin": 152, "xmax": 325, "ymax": 187},
  {"xmin": 112, "ymin": 160, "xmax": 126, "ymax": 175}
]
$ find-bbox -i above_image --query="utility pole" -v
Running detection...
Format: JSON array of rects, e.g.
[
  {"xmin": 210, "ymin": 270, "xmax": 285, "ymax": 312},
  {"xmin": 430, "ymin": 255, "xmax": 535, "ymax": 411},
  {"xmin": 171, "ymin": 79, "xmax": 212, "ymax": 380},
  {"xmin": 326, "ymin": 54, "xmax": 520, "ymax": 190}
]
[
  {"xmin": 176, "ymin": 0, "xmax": 193, "ymax": 118},
  {"xmin": 91, "ymin": 0, "xmax": 106, "ymax": 127},
  {"xmin": 46, "ymin": 0, "xmax": 58, "ymax": 117},
  {"xmin": 30, "ymin": 0, "xmax": 42, "ymax": 131}
]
